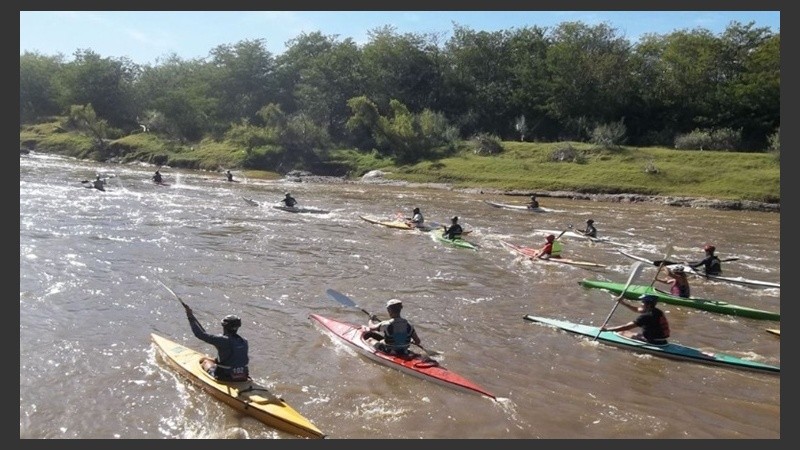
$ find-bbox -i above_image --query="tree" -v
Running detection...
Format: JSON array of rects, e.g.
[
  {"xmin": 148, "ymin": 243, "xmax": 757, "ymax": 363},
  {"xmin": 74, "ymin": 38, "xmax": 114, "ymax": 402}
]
[
  {"xmin": 57, "ymin": 50, "xmax": 139, "ymax": 130},
  {"xmin": 20, "ymin": 52, "xmax": 65, "ymax": 124}
]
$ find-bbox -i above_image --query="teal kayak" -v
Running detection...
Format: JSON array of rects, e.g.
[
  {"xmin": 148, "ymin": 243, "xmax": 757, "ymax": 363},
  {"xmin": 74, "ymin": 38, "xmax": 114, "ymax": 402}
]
[
  {"xmin": 523, "ymin": 315, "xmax": 780, "ymax": 375},
  {"xmin": 435, "ymin": 230, "xmax": 478, "ymax": 250},
  {"xmin": 578, "ymin": 279, "xmax": 779, "ymax": 321}
]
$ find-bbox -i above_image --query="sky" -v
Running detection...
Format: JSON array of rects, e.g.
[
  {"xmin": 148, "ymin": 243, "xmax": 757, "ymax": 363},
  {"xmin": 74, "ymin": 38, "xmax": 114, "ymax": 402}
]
[{"xmin": 20, "ymin": 11, "xmax": 780, "ymax": 66}]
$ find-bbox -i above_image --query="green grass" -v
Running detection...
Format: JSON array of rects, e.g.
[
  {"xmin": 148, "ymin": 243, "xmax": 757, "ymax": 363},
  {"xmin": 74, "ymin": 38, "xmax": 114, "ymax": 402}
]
[
  {"xmin": 385, "ymin": 145, "xmax": 779, "ymax": 202},
  {"xmin": 20, "ymin": 120, "xmax": 780, "ymax": 203}
]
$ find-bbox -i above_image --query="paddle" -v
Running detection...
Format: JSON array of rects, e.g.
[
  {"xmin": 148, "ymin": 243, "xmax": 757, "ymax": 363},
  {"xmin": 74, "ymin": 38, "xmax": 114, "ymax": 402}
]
[
  {"xmin": 594, "ymin": 261, "xmax": 644, "ymax": 341},
  {"xmin": 648, "ymin": 244, "xmax": 674, "ymax": 289},
  {"xmin": 157, "ymin": 279, "xmax": 205, "ymax": 332},
  {"xmin": 555, "ymin": 224, "xmax": 573, "ymax": 241},
  {"xmin": 653, "ymin": 257, "xmax": 738, "ymax": 266},
  {"xmin": 325, "ymin": 288, "xmax": 440, "ymax": 357}
]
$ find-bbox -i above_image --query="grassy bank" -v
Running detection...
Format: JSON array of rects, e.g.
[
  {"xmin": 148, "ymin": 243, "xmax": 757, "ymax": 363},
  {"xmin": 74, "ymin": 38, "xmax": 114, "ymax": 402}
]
[{"xmin": 20, "ymin": 122, "xmax": 780, "ymax": 203}]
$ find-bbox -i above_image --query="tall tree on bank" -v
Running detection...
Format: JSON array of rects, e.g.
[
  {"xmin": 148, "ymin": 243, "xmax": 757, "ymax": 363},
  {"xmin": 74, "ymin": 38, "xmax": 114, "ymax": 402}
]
[{"xmin": 20, "ymin": 52, "xmax": 65, "ymax": 124}]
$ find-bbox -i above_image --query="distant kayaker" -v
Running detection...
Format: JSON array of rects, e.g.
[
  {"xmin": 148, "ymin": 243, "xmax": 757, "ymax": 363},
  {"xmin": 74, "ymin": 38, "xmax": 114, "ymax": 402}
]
[
  {"xmin": 657, "ymin": 265, "xmax": 691, "ymax": 298},
  {"xmin": 92, "ymin": 175, "xmax": 105, "ymax": 191},
  {"xmin": 687, "ymin": 244, "xmax": 722, "ymax": 276},
  {"xmin": 442, "ymin": 216, "xmax": 463, "ymax": 239},
  {"xmin": 600, "ymin": 294, "xmax": 670, "ymax": 345},
  {"xmin": 406, "ymin": 207, "xmax": 424, "ymax": 228},
  {"xmin": 282, "ymin": 192, "xmax": 297, "ymax": 207},
  {"xmin": 527, "ymin": 195, "xmax": 539, "ymax": 209},
  {"xmin": 362, "ymin": 299, "xmax": 421, "ymax": 356},
  {"xmin": 226, "ymin": 170, "xmax": 234, "ymax": 182},
  {"xmin": 152, "ymin": 169, "xmax": 163, "ymax": 183},
  {"xmin": 579, "ymin": 219, "xmax": 597, "ymax": 238},
  {"xmin": 184, "ymin": 305, "xmax": 250, "ymax": 382},
  {"xmin": 533, "ymin": 234, "xmax": 562, "ymax": 259}
]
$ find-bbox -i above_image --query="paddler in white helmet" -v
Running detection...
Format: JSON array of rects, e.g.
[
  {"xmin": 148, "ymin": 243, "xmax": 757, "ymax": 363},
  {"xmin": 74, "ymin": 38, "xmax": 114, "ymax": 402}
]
[{"xmin": 362, "ymin": 299, "xmax": 421, "ymax": 356}]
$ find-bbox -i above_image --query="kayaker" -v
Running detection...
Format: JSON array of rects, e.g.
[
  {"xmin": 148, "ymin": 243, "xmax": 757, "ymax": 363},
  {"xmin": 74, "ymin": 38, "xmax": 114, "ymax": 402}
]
[
  {"xmin": 282, "ymin": 192, "xmax": 297, "ymax": 207},
  {"xmin": 579, "ymin": 219, "xmax": 597, "ymax": 238},
  {"xmin": 687, "ymin": 244, "xmax": 722, "ymax": 276},
  {"xmin": 406, "ymin": 207, "xmax": 424, "ymax": 228},
  {"xmin": 527, "ymin": 195, "xmax": 539, "ymax": 209},
  {"xmin": 657, "ymin": 265, "xmax": 691, "ymax": 298},
  {"xmin": 533, "ymin": 234, "xmax": 562, "ymax": 259},
  {"xmin": 600, "ymin": 294, "xmax": 670, "ymax": 345},
  {"xmin": 362, "ymin": 299, "xmax": 421, "ymax": 356},
  {"xmin": 152, "ymin": 169, "xmax": 163, "ymax": 183},
  {"xmin": 442, "ymin": 216, "xmax": 463, "ymax": 239},
  {"xmin": 92, "ymin": 175, "xmax": 105, "ymax": 191},
  {"xmin": 184, "ymin": 305, "xmax": 250, "ymax": 382},
  {"xmin": 226, "ymin": 170, "xmax": 234, "ymax": 182}
]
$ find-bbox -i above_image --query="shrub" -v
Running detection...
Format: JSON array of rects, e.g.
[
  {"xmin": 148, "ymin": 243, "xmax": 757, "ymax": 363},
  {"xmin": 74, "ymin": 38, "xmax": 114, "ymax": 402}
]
[
  {"xmin": 549, "ymin": 143, "xmax": 586, "ymax": 163},
  {"xmin": 590, "ymin": 119, "xmax": 627, "ymax": 149},
  {"xmin": 469, "ymin": 133, "xmax": 503, "ymax": 155},
  {"xmin": 674, "ymin": 128, "xmax": 742, "ymax": 151}
]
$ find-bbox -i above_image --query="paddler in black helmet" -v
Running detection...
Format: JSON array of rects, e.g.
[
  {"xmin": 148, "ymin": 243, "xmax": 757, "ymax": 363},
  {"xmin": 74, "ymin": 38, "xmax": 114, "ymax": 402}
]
[
  {"xmin": 442, "ymin": 216, "xmax": 463, "ymax": 240},
  {"xmin": 600, "ymin": 294, "xmax": 670, "ymax": 345}
]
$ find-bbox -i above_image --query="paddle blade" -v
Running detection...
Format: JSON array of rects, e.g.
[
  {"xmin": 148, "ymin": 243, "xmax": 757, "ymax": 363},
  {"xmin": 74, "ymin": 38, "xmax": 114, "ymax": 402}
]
[
  {"xmin": 326, "ymin": 289, "xmax": 357, "ymax": 308},
  {"xmin": 622, "ymin": 261, "xmax": 644, "ymax": 291}
]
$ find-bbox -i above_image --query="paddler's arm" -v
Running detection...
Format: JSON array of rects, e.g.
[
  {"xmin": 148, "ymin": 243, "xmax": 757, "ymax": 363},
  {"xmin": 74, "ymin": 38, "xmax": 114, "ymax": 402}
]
[{"xmin": 601, "ymin": 321, "xmax": 636, "ymax": 332}]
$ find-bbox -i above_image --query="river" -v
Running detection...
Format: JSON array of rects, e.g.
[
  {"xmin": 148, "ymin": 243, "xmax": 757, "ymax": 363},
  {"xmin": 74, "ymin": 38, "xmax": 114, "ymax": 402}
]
[{"xmin": 19, "ymin": 152, "xmax": 780, "ymax": 439}]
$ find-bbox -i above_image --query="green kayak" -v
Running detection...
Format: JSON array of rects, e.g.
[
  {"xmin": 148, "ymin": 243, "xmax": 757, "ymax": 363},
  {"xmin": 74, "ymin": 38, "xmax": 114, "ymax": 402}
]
[
  {"xmin": 578, "ymin": 279, "xmax": 779, "ymax": 321},
  {"xmin": 523, "ymin": 315, "xmax": 779, "ymax": 375},
  {"xmin": 435, "ymin": 230, "xmax": 478, "ymax": 250}
]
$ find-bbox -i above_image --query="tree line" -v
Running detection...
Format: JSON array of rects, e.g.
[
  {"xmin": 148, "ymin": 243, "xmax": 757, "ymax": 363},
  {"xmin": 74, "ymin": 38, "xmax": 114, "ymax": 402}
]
[{"xmin": 20, "ymin": 20, "xmax": 779, "ymax": 170}]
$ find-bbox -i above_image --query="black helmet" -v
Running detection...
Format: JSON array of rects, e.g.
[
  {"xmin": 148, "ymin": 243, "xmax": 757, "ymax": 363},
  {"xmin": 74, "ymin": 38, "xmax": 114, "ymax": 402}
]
[
  {"xmin": 221, "ymin": 314, "xmax": 242, "ymax": 331},
  {"xmin": 451, "ymin": 216, "xmax": 459, "ymax": 222},
  {"xmin": 587, "ymin": 219, "xmax": 594, "ymax": 224},
  {"xmin": 413, "ymin": 207, "xmax": 420, "ymax": 213},
  {"xmin": 639, "ymin": 294, "xmax": 658, "ymax": 304}
]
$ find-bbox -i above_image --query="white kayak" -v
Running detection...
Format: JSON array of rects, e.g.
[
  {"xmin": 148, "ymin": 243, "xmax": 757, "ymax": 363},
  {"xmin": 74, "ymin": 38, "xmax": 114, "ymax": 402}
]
[
  {"xmin": 483, "ymin": 200, "xmax": 562, "ymax": 213},
  {"xmin": 618, "ymin": 250, "xmax": 780, "ymax": 289}
]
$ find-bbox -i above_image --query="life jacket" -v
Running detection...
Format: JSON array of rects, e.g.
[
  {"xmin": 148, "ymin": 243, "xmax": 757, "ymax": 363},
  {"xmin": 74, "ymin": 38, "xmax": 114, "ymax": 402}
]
[
  {"xmin": 551, "ymin": 240, "xmax": 563, "ymax": 257},
  {"xmin": 707, "ymin": 256, "xmax": 722, "ymax": 275},
  {"xmin": 384, "ymin": 318, "xmax": 413, "ymax": 354}
]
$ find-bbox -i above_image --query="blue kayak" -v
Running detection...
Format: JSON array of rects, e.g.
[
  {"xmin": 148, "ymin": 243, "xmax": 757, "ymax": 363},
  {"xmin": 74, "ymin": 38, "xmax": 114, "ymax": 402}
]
[{"xmin": 523, "ymin": 315, "xmax": 779, "ymax": 375}]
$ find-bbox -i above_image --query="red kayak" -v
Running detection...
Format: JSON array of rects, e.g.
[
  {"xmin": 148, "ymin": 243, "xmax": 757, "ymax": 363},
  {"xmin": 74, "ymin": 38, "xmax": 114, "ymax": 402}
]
[
  {"xmin": 309, "ymin": 314, "xmax": 496, "ymax": 400},
  {"xmin": 500, "ymin": 240, "xmax": 605, "ymax": 268}
]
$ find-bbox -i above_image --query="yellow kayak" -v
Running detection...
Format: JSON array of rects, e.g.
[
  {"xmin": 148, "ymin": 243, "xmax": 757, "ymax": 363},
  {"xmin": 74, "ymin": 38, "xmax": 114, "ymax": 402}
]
[
  {"xmin": 151, "ymin": 333, "xmax": 325, "ymax": 439},
  {"xmin": 766, "ymin": 329, "xmax": 780, "ymax": 337}
]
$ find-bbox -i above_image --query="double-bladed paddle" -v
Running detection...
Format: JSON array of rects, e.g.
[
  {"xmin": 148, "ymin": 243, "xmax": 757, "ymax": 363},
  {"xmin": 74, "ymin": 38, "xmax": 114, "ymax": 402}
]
[
  {"xmin": 325, "ymin": 288, "xmax": 440, "ymax": 357},
  {"xmin": 594, "ymin": 261, "xmax": 644, "ymax": 341},
  {"xmin": 653, "ymin": 257, "xmax": 738, "ymax": 266}
]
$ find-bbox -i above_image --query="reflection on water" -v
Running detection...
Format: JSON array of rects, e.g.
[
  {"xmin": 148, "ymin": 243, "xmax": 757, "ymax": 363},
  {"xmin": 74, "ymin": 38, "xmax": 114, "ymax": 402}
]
[{"xmin": 20, "ymin": 152, "xmax": 779, "ymax": 439}]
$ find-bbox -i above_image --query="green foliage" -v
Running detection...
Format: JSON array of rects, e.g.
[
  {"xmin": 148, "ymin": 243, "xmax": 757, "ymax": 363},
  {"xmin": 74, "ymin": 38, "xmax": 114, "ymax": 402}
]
[
  {"xmin": 768, "ymin": 127, "xmax": 779, "ymax": 162},
  {"xmin": 549, "ymin": 143, "xmax": 587, "ymax": 163},
  {"xmin": 225, "ymin": 122, "xmax": 276, "ymax": 149},
  {"xmin": 674, "ymin": 128, "xmax": 743, "ymax": 151},
  {"xmin": 469, "ymin": 133, "xmax": 504, "ymax": 155},
  {"xmin": 767, "ymin": 127, "xmax": 779, "ymax": 151},
  {"xmin": 590, "ymin": 119, "xmax": 627, "ymax": 149}
]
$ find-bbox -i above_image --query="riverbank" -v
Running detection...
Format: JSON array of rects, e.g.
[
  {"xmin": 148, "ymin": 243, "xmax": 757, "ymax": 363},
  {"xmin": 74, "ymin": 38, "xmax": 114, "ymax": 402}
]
[{"xmin": 283, "ymin": 170, "xmax": 780, "ymax": 213}]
